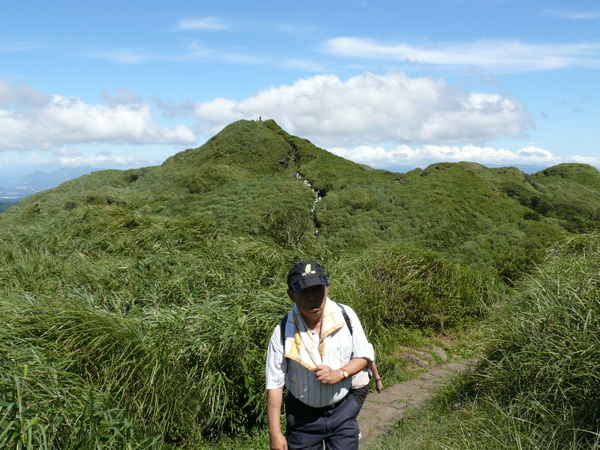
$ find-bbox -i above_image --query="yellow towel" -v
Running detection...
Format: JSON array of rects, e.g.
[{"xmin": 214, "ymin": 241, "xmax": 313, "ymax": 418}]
[{"xmin": 284, "ymin": 298, "xmax": 346, "ymax": 371}]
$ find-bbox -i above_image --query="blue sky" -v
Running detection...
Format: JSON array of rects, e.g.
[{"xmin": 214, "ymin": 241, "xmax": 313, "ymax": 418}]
[{"xmin": 1, "ymin": 0, "xmax": 599, "ymax": 179}]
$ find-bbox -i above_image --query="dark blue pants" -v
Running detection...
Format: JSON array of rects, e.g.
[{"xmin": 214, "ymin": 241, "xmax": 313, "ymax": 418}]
[
  {"xmin": 353, "ymin": 385, "xmax": 369, "ymax": 409},
  {"xmin": 284, "ymin": 392, "xmax": 360, "ymax": 450}
]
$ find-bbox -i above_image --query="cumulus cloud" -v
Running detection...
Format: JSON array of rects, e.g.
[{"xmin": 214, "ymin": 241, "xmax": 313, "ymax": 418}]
[
  {"xmin": 58, "ymin": 150, "xmax": 141, "ymax": 168},
  {"xmin": 330, "ymin": 143, "xmax": 600, "ymax": 170},
  {"xmin": 179, "ymin": 71, "xmax": 532, "ymax": 147},
  {"xmin": 0, "ymin": 80, "xmax": 196, "ymax": 152},
  {"xmin": 0, "ymin": 79, "xmax": 51, "ymax": 107},
  {"xmin": 322, "ymin": 37, "xmax": 600, "ymax": 73}
]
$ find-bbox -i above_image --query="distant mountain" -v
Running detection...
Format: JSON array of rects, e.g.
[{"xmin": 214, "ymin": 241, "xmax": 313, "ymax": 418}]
[
  {"xmin": 0, "ymin": 166, "xmax": 100, "ymax": 206},
  {"xmin": 15, "ymin": 167, "xmax": 101, "ymax": 187}
]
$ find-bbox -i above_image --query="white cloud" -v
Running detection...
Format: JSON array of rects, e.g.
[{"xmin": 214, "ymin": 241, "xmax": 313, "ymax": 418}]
[
  {"xmin": 53, "ymin": 147, "xmax": 81, "ymax": 157},
  {"xmin": 544, "ymin": 10, "xmax": 600, "ymax": 20},
  {"xmin": 175, "ymin": 17, "xmax": 228, "ymax": 31},
  {"xmin": 58, "ymin": 152, "xmax": 141, "ymax": 168},
  {"xmin": 184, "ymin": 71, "xmax": 532, "ymax": 147},
  {"xmin": 330, "ymin": 143, "xmax": 600, "ymax": 170},
  {"xmin": 322, "ymin": 37, "xmax": 600, "ymax": 73},
  {"xmin": 0, "ymin": 79, "xmax": 51, "ymax": 107},
  {"xmin": 0, "ymin": 80, "xmax": 196, "ymax": 152}
]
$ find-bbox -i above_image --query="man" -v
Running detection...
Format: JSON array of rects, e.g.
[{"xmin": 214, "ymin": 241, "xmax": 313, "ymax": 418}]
[{"xmin": 266, "ymin": 260, "xmax": 373, "ymax": 450}]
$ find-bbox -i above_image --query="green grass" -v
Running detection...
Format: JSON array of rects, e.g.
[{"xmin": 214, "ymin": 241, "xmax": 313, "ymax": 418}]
[
  {"xmin": 374, "ymin": 233, "xmax": 600, "ymax": 449},
  {"xmin": 0, "ymin": 207, "xmax": 504, "ymax": 447},
  {"xmin": 4, "ymin": 121, "xmax": 597, "ymax": 281}
]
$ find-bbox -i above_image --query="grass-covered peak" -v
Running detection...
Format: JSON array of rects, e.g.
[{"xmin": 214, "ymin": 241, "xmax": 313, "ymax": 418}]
[
  {"xmin": 160, "ymin": 119, "xmax": 361, "ymax": 177},
  {"xmin": 531, "ymin": 163, "xmax": 600, "ymax": 189},
  {"xmin": 1, "ymin": 120, "xmax": 599, "ymax": 277}
]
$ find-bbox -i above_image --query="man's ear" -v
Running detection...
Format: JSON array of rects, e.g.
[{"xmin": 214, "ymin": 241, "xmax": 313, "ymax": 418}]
[{"xmin": 287, "ymin": 289, "xmax": 294, "ymax": 300}]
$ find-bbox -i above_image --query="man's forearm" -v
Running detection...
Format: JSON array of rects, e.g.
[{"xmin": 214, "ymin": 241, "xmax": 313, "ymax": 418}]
[
  {"xmin": 341, "ymin": 357, "xmax": 368, "ymax": 376},
  {"xmin": 267, "ymin": 388, "xmax": 287, "ymax": 449},
  {"xmin": 267, "ymin": 388, "xmax": 284, "ymax": 435}
]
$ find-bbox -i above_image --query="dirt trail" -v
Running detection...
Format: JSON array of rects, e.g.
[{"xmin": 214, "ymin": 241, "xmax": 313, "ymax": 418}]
[{"xmin": 357, "ymin": 358, "xmax": 479, "ymax": 448}]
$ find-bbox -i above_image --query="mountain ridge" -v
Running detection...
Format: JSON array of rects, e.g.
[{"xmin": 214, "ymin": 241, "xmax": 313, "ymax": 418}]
[{"xmin": 1, "ymin": 119, "xmax": 599, "ymax": 279}]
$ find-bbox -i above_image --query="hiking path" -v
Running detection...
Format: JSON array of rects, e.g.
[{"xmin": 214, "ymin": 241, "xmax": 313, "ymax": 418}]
[{"xmin": 357, "ymin": 357, "xmax": 479, "ymax": 448}]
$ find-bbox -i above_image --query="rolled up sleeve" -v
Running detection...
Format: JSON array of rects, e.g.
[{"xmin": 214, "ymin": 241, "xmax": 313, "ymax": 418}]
[
  {"xmin": 265, "ymin": 325, "xmax": 287, "ymax": 390},
  {"xmin": 345, "ymin": 306, "xmax": 374, "ymax": 361}
]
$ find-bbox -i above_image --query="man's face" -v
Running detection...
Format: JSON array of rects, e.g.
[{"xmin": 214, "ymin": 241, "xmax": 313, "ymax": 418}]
[{"xmin": 288, "ymin": 284, "xmax": 328, "ymax": 323}]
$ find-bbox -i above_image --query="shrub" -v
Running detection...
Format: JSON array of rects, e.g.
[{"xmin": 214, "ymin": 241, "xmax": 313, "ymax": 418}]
[{"xmin": 334, "ymin": 245, "xmax": 500, "ymax": 333}]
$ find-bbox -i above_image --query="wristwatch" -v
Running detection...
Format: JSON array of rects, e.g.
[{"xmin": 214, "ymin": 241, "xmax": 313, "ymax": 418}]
[{"xmin": 341, "ymin": 369, "xmax": 349, "ymax": 379}]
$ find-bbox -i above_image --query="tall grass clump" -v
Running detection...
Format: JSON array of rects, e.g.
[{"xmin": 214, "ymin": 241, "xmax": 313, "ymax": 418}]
[
  {"xmin": 375, "ymin": 233, "xmax": 600, "ymax": 449},
  {"xmin": 474, "ymin": 233, "xmax": 600, "ymax": 446},
  {"xmin": 0, "ymin": 289, "xmax": 291, "ymax": 448},
  {"xmin": 322, "ymin": 247, "xmax": 501, "ymax": 388},
  {"xmin": 0, "ymin": 297, "xmax": 159, "ymax": 449},
  {"xmin": 333, "ymin": 245, "xmax": 501, "ymax": 333},
  {"xmin": 0, "ymin": 215, "xmax": 303, "ymax": 447}
]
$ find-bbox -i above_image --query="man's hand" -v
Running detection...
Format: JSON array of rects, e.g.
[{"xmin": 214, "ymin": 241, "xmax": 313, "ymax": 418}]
[
  {"xmin": 315, "ymin": 364, "xmax": 344, "ymax": 384},
  {"xmin": 270, "ymin": 431, "xmax": 288, "ymax": 450}
]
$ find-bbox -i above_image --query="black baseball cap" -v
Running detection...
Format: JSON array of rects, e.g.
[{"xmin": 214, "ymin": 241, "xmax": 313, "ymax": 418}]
[{"xmin": 287, "ymin": 260, "xmax": 329, "ymax": 293}]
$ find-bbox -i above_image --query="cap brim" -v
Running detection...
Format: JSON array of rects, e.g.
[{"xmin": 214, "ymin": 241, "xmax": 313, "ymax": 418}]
[{"xmin": 290, "ymin": 276, "xmax": 329, "ymax": 293}]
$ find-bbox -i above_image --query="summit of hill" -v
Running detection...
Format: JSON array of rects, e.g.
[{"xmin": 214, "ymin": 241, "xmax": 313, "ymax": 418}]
[{"xmin": 160, "ymin": 119, "xmax": 363, "ymax": 176}]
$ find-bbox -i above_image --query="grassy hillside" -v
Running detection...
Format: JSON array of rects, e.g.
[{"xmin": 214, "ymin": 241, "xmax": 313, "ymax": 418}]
[
  {"xmin": 377, "ymin": 233, "xmax": 600, "ymax": 449},
  {"xmin": 0, "ymin": 201, "xmax": 15, "ymax": 213},
  {"xmin": 1, "ymin": 119, "xmax": 600, "ymax": 448},
  {"xmin": 4, "ymin": 119, "xmax": 599, "ymax": 281}
]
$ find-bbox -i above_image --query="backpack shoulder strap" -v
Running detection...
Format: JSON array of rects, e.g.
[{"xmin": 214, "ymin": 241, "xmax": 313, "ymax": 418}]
[
  {"xmin": 336, "ymin": 302, "xmax": 353, "ymax": 336},
  {"xmin": 279, "ymin": 313, "xmax": 288, "ymax": 347}
]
